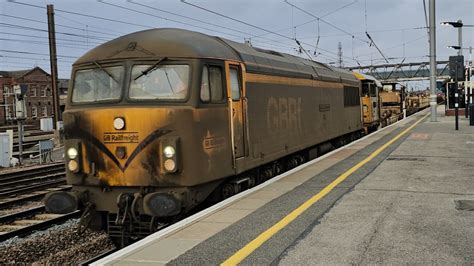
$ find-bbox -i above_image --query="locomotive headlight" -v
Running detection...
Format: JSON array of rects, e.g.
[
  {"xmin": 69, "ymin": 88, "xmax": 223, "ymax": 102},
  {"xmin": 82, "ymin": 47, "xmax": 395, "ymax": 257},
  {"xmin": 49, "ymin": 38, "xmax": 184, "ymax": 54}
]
[
  {"xmin": 67, "ymin": 147, "xmax": 78, "ymax": 160},
  {"xmin": 68, "ymin": 159, "xmax": 79, "ymax": 173},
  {"xmin": 113, "ymin": 117, "xmax": 125, "ymax": 130},
  {"xmin": 161, "ymin": 138, "xmax": 179, "ymax": 174},
  {"xmin": 163, "ymin": 146, "xmax": 175, "ymax": 158}
]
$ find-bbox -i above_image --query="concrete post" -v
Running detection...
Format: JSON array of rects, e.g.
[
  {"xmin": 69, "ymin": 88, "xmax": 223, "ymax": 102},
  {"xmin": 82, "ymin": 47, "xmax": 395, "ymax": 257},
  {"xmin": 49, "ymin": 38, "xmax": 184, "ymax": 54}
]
[
  {"xmin": 47, "ymin": 5, "xmax": 61, "ymax": 129},
  {"xmin": 429, "ymin": 0, "xmax": 437, "ymax": 122}
]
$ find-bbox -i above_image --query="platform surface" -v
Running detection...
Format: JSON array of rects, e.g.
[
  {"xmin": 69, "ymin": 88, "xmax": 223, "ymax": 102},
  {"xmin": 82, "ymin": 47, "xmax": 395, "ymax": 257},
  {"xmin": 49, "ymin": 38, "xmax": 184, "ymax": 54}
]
[{"xmin": 96, "ymin": 108, "xmax": 474, "ymax": 265}]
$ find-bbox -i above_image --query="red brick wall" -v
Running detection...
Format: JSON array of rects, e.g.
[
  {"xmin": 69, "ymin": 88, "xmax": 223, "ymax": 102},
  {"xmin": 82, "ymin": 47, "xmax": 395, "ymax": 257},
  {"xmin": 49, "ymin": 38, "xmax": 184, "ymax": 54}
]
[
  {"xmin": 0, "ymin": 68, "xmax": 54, "ymax": 126},
  {"xmin": 0, "ymin": 77, "xmax": 14, "ymax": 126}
]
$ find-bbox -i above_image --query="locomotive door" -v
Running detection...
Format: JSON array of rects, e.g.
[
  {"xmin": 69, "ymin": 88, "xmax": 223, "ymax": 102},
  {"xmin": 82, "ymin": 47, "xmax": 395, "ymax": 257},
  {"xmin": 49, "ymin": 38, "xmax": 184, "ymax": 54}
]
[{"xmin": 226, "ymin": 63, "xmax": 246, "ymax": 162}]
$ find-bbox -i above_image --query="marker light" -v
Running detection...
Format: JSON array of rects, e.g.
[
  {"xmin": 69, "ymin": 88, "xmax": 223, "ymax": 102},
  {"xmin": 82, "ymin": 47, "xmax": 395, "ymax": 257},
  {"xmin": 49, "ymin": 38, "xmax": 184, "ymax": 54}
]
[
  {"xmin": 163, "ymin": 146, "xmax": 175, "ymax": 158},
  {"xmin": 67, "ymin": 147, "xmax": 78, "ymax": 160},
  {"xmin": 113, "ymin": 117, "xmax": 125, "ymax": 130},
  {"xmin": 164, "ymin": 159, "xmax": 176, "ymax": 172},
  {"xmin": 68, "ymin": 160, "xmax": 79, "ymax": 172}
]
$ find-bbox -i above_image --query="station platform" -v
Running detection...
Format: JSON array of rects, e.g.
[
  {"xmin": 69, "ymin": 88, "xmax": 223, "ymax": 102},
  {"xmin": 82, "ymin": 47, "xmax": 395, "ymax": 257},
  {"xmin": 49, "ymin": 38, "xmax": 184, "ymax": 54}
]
[{"xmin": 95, "ymin": 107, "xmax": 474, "ymax": 265}]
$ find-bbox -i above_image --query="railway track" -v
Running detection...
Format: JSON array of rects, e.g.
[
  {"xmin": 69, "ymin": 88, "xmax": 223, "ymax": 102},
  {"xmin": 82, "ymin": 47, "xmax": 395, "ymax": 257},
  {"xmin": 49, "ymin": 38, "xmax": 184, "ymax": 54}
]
[
  {"xmin": 0, "ymin": 163, "xmax": 64, "ymax": 182},
  {"xmin": 0, "ymin": 178, "xmax": 67, "ymax": 198},
  {"xmin": 0, "ymin": 163, "xmax": 78, "ymax": 243},
  {"xmin": 0, "ymin": 210, "xmax": 80, "ymax": 242},
  {"xmin": 0, "ymin": 205, "xmax": 45, "ymax": 224},
  {"xmin": 0, "ymin": 163, "xmax": 66, "ymax": 199},
  {"xmin": 0, "ymin": 185, "xmax": 71, "ymax": 210}
]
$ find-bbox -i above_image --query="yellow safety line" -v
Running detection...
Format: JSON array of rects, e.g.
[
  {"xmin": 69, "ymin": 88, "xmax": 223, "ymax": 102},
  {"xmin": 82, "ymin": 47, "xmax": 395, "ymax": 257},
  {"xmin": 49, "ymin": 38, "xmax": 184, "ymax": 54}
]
[{"xmin": 221, "ymin": 113, "xmax": 429, "ymax": 266}]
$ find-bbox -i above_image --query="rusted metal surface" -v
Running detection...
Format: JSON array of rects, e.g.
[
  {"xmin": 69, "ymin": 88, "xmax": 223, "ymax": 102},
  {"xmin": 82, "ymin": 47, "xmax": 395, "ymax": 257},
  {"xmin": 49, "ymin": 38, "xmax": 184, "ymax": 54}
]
[
  {"xmin": 54, "ymin": 28, "xmax": 369, "ymax": 241},
  {"xmin": 63, "ymin": 106, "xmax": 232, "ymax": 187}
]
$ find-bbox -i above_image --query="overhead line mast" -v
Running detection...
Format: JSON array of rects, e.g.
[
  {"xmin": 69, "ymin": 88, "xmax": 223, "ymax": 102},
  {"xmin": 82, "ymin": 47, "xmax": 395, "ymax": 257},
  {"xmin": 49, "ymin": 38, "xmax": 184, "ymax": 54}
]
[
  {"xmin": 47, "ymin": 4, "xmax": 61, "ymax": 129},
  {"xmin": 428, "ymin": 0, "xmax": 437, "ymax": 122}
]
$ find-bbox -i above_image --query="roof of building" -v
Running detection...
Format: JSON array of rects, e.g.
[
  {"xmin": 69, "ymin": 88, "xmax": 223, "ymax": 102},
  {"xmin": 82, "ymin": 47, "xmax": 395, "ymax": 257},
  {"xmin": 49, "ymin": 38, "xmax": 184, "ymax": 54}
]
[
  {"xmin": 74, "ymin": 28, "xmax": 358, "ymax": 84},
  {"xmin": 0, "ymin": 69, "xmax": 31, "ymax": 78},
  {"xmin": 0, "ymin": 67, "xmax": 50, "ymax": 79}
]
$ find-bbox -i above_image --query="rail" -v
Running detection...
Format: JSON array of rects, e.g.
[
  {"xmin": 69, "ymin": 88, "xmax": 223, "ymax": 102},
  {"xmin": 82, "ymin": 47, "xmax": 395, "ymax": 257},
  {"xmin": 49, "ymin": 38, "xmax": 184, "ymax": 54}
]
[{"xmin": 0, "ymin": 210, "xmax": 80, "ymax": 242}]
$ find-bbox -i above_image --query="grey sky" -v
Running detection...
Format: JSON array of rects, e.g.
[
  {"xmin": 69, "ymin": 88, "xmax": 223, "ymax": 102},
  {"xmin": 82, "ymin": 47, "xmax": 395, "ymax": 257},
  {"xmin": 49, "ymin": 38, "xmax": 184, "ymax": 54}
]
[{"xmin": 0, "ymin": 0, "xmax": 473, "ymax": 84}]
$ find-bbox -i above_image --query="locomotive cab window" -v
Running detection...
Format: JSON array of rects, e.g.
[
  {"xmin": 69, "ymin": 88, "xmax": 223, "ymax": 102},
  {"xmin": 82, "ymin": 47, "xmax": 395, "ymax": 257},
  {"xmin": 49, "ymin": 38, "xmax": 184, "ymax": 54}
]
[
  {"xmin": 72, "ymin": 66, "xmax": 124, "ymax": 103},
  {"xmin": 370, "ymin": 83, "xmax": 377, "ymax": 97},
  {"xmin": 362, "ymin": 83, "xmax": 369, "ymax": 96},
  {"xmin": 129, "ymin": 64, "xmax": 190, "ymax": 100},
  {"xmin": 200, "ymin": 65, "xmax": 224, "ymax": 103},
  {"xmin": 229, "ymin": 67, "xmax": 241, "ymax": 101}
]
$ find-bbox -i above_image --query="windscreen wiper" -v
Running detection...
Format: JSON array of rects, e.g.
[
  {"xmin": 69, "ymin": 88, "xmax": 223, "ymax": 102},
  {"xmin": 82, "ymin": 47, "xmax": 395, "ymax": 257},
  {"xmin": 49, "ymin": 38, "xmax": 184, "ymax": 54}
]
[
  {"xmin": 163, "ymin": 68, "xmax": 175, "ymax": 94},
  {"xmin": 93, "ymin": 61, "xmax": 118, "ymax": 84},
  {"xmin": 134, "ymin": 57, "xmax": 168, "ymax": 81}
]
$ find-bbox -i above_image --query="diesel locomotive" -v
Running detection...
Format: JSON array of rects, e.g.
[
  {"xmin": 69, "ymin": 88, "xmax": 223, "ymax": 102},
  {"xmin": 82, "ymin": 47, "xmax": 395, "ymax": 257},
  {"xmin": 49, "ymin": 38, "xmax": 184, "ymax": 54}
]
[
  {"xmin": 354, "ymin": 72, "xmax": 381, "ymax": 132},
  {"xmin": 45, "ymin": 28, "xmax": 371, "ymax": 244}
]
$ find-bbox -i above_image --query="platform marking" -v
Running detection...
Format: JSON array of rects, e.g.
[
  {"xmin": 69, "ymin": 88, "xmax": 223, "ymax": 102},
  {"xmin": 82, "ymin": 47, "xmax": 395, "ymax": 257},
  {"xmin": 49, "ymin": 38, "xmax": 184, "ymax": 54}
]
[{"xmin": 221, "ymin": 113, "xmax": 429, "ymax": 265}]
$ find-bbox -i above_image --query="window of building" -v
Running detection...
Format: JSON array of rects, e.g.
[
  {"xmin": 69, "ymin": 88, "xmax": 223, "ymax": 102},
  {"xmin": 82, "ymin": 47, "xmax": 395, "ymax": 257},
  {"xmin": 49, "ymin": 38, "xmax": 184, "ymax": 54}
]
[
  {"xmin": 30, "ymin": 87, "xmax": 37, "ymax": 97},
  {"xmin": 6, "ymin": 106, "xmax": 11, "ymax": 119},
  {"xmin": 31, "ymin": 106, "xmax": 37, "ymax": 118},
  {"xmin": 41, "ymin": 106, "xmax": 47, "ymax": 117},
  {"xmin": 40, "ymin": 88, "xmax": 46, "ymax": 97},
  {"xmin": 3, "ymin": 86, "xmax": 9, "ymax": 94}
]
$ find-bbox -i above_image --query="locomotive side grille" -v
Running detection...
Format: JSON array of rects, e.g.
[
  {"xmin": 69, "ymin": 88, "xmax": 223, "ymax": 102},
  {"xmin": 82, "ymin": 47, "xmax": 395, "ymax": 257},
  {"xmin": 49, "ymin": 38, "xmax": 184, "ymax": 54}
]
[{"xmin": 344, "ymin": 86, "xmax": 361, "ymax": 107}]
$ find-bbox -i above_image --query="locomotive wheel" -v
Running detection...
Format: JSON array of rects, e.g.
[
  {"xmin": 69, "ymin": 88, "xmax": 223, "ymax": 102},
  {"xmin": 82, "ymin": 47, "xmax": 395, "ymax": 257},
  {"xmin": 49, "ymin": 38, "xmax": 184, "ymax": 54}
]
[{"xmin": 221, "ymin": 183, "xmax": 235, "ymax": 199}]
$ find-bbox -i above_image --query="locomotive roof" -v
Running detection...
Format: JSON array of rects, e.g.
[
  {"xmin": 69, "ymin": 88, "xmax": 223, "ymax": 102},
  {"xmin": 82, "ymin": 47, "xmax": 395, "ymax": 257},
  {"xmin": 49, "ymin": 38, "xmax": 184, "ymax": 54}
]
[
  {"xmin": 353, "ymin": 72, "xmax": 383, "ymax": 87},
  {"xmin": 74, "ymin": 28, "xmax": 358, "ymax": 85}
]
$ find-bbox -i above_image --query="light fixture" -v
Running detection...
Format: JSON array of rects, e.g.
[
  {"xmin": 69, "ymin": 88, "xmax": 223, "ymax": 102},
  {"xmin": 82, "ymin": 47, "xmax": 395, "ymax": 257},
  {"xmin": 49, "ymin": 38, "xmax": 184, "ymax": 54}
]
[
  {"xmin": 447, "ymin": 45, "xmax": 461, "ymax": 50},
  {"xmin": 113, "ymin": 117, "xmax": 125, "ymax": 130},
  {"xmin": 67, "ymin": 147, "xmax": 78, "ymax": 159},
  {"xmin": 68, "ymin": 160, "xmax": 79, "ymax": 172},
  {"xmin": 440, "ymin": 21, "xmax": 463, "ymax": 28},
  {"xmin": 163, "ymin": 146, "xmax": 175, "ymax": 158},
  {"xmin": 164, "ymin": 159, "xmax": 176, "ymax": 172}
]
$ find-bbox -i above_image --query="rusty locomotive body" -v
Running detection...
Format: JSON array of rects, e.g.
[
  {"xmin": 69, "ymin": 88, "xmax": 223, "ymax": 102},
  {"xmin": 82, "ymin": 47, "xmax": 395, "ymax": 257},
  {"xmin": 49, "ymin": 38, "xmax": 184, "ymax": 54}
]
[{"xmin": 44, "ymin": 28, "xmax": 364, "ymax": 244}]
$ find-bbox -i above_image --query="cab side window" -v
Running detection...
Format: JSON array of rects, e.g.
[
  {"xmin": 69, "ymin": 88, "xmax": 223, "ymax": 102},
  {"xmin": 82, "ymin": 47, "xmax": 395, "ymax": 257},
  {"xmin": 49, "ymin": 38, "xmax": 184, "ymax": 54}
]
[
  {"xmin": 370, "ymin": 84, "xmax": 377, "ymax": 97},
  {"xmin": 200, "ymin": 65, "xmax": 224, "ymax": 103},
  {"xmin": 200, "ymin": 66, "xmax": 210, "ymax": 102},
  {"xmin": 229, "ymin": 67, "xmax": 241, "ymax": 101}
]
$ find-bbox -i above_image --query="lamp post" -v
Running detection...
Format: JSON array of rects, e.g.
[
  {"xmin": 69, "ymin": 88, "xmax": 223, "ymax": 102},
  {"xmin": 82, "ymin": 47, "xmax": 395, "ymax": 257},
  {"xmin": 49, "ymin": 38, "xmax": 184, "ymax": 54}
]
[
  {"xmin": 447, "ymin": 46, "xmax": 473, "ymax": 60},
  {"xmin": 441, "ymin": 20, "xmax": 463, "ymax": 56},
  {"xmin": 448, "ymin": 46, "xmax": 473, "ymax": 118}
]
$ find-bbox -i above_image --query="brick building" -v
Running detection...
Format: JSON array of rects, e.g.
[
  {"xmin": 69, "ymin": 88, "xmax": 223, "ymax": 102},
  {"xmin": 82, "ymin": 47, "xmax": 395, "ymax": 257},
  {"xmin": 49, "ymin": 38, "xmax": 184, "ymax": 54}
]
[{"xmin": 0, "ymin": 67, "xmax": 56, "ymax": 126}]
